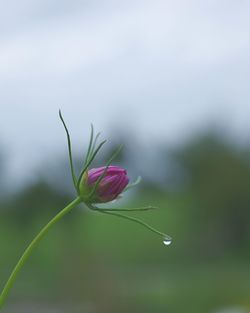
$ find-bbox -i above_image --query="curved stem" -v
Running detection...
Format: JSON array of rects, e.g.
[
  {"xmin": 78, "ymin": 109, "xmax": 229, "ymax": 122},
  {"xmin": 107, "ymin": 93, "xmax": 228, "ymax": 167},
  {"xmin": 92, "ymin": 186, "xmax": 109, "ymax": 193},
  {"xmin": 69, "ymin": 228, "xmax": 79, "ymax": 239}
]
[{"xmin": 0, "ymin": 197, "xmax": 82, "ymax": 310}]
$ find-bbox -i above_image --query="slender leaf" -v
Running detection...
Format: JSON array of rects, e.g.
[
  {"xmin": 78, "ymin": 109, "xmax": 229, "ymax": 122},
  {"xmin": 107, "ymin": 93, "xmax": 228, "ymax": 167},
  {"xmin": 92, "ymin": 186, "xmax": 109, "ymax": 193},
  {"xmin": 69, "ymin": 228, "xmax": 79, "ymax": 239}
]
[
  {"xmin": 87, "ymin": 204, "xmax": 171, "ymax": 240},
  {"xmin": 89, "ymin": 132, "xmax": 101, "ymax": 157},
  {"xmin": 84, "ymin": 124, "xmax": 94, "ymax": 166},
  {"xmin": 77, "ymin": 140, "xmax": 106, "ymax": 192},
  {"xmin": 59, "ymin": 110, "xmax": 77, "ymax": 188},
  {"xmin": 89, "ymin": 204, "xmax": 158, "ymax": 212}
]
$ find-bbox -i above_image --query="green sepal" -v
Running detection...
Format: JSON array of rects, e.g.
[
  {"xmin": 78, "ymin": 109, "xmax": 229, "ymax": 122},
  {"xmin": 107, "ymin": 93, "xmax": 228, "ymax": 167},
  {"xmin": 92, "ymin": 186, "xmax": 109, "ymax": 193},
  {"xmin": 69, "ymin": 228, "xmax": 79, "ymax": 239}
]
[{"xmin": 78, "ymin": 171, "xmax": 92, "ymax": 201}]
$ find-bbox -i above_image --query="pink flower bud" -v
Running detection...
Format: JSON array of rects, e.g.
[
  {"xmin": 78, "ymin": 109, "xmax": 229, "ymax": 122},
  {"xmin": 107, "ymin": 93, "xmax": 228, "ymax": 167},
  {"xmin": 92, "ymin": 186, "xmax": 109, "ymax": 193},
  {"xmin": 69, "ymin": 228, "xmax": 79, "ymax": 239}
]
[{"xmin": 86, "ymin": 166, "xmax": 129, "ymax": 203}]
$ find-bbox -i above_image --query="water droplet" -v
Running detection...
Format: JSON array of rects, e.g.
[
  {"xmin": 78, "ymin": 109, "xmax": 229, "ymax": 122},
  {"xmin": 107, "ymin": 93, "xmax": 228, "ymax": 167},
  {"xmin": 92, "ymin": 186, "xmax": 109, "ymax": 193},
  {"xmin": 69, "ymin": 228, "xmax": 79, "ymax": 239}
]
[{"xmin": 163, "ymin": 238, "xmax": 172, "ymax": 246}]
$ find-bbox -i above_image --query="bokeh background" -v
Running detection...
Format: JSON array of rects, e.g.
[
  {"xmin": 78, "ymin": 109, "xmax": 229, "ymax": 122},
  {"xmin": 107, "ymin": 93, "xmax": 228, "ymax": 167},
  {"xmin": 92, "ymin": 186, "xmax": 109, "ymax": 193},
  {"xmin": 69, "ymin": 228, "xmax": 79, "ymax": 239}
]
[{"xmin": 1, "ymin": 1, "xmax": 250, "ymax": 312}]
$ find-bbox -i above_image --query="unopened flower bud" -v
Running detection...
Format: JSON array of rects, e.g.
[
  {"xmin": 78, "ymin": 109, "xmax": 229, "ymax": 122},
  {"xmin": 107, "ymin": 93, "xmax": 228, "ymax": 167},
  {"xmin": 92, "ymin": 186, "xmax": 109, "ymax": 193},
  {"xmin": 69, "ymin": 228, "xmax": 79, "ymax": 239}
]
[{"xmin": 80, "ymin": 166, "xmax": 129, "ymax": 203}]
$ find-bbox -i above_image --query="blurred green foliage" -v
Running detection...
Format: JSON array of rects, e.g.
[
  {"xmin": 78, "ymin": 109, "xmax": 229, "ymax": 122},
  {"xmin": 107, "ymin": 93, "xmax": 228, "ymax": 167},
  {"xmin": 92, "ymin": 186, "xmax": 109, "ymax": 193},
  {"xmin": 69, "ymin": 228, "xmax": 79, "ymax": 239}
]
[{"xmin": 0, "ymin": 133, "xmax": 250, "ymax": 313}]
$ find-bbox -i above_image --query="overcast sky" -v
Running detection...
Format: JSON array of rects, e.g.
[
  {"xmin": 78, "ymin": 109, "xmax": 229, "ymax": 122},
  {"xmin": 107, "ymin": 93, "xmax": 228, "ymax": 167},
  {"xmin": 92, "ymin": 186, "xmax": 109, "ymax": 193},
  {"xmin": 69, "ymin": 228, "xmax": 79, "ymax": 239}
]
[{"xmin": 1, "ymin": 0, "xmax": 250, "ymax": 184}]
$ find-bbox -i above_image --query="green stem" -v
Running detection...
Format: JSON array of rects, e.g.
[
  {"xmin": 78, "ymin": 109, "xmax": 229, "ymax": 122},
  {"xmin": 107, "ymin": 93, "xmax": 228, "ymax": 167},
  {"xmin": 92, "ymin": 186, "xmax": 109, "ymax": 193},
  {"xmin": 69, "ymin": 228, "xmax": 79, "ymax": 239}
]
[{"xmin": 0, "ymin": 197, "xmax": 82, "ymax": 310}]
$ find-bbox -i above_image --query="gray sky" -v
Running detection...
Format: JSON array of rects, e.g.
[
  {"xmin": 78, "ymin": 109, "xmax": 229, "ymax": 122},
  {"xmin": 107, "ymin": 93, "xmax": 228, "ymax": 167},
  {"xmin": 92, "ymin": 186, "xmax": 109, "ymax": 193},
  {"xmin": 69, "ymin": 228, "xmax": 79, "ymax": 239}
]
[{"xmin": 1, "ymin": 0, "xmax": 250, "ymax": 184}]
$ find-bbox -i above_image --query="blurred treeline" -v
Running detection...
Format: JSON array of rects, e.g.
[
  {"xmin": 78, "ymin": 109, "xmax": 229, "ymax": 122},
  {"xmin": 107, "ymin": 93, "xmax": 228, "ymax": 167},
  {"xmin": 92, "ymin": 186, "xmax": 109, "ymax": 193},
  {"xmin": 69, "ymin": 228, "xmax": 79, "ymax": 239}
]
[{"xmin": 0, "ymin": 131, "xmax": 250, "ymax": 313}]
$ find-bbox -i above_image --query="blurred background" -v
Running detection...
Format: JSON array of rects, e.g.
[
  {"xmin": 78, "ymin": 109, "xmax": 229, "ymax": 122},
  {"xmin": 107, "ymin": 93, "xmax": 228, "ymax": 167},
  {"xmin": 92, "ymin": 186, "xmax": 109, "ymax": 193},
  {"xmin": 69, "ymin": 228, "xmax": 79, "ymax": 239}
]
[{"xmin": 1, "ymin": 0, "xmax": 250, "ymax": 312}]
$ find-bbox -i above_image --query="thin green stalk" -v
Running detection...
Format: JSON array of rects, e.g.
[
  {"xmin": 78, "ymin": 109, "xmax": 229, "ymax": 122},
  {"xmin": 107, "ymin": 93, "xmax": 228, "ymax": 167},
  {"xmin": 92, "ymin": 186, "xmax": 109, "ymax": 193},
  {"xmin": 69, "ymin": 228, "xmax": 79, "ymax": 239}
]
[
  {"xmin": 90, "ymin": 205, "xmax": 158, "ymax": 212},
  {"xmin": 87, "ymin": 204, "xmax": 171, "ymax": 240},
  {"xmin": 0, "ymin": 197, "xmax": 82, "ymax": 310}
]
